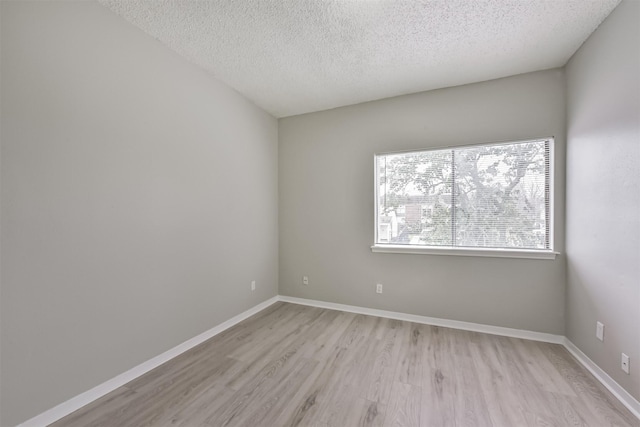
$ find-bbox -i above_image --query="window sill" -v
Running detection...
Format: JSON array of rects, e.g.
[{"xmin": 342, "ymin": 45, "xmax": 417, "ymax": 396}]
[{"xmin": 371, "ymin": 245, "xmax": 558, "ymax": 260}]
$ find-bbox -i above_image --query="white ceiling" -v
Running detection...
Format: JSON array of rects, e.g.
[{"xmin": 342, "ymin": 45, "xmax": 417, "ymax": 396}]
[{"xmin": 98, "ymin": 0, "xmax": 620, "ymax": 118}]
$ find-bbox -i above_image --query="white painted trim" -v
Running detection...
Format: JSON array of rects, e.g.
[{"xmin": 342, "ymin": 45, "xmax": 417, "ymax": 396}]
[
  {"xmin": 16, "ymin": 296, "xmax": 280, "ymax": 427},
  {"xmin": 563, "ymin": 338, "xmax": 640, "ymax": 420},
  {"xmin": 16, "ymin": 295, "xmax": 640, "ymax": 426},
  {"xmin": 373, "ymin": 137, "xmax": 558, "ymax": 259},
  {"xmin": 371, "ymin": 245, "xmax": 558, "ymax": 259},
  {"xmin": 373, "ymin": 136, "xmax": 556, "ymax": 156},
  {"xmin": 278, "ymin": 296, "xmax": 639, "ymax": 421},
  {"xmin": 277, "ymin": 295, "xmax": 564, "ymax": 344}
]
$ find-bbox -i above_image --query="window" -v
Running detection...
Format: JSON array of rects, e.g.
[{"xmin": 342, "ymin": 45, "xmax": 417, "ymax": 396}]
[{"xmin": 373, "ymin": 138, "xmax": 555, "ymax": 258}]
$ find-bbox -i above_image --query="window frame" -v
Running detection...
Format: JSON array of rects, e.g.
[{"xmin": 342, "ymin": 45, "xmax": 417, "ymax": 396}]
[{"xmin": 372, "ymin": 137, "xmax": 558, "ymax": 260}]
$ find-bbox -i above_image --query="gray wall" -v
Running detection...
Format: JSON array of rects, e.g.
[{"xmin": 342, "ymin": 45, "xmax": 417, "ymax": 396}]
[
  {"xmin": 0, "ymin": 2, "xmax": 278, "ymax": 425},
  {"xmin": 566, "ymin": 0, "xmax": 640, "ymax": 401},
  {"xmin": 279, "ymin": 69, "xmax": 566, "ymax": 335}
]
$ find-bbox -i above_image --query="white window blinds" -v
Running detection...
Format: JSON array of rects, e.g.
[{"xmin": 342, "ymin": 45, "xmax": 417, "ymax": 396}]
[{"xmin": 375, "ymin": 139, "xmax": 552, "ymax": 251}]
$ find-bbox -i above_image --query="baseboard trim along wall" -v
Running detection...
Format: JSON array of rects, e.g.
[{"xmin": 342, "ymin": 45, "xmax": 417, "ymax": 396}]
[
  {"xmin": 278, "ymin": 295, "xmax": 565, "ymax": 344},
  {"xmin": 17, "ymin": 295, "xmax": 640, "ymax": 426},
  {"xmin": 16, "ymin": 296, "xmax": 280, "ymax": 427},
  {"xmin": 279, "ymin": 296, "xmax": 640, "ymax": 420},
  {"xmin": 563, "ymin": 338, "xmax": 640, "ymax": 420}
]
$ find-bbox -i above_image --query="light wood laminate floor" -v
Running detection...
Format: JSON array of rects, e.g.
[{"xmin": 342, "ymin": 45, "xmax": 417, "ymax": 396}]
[{"xmin": 52, "ymin": 302, "xmax": 639, "ymax": 427}]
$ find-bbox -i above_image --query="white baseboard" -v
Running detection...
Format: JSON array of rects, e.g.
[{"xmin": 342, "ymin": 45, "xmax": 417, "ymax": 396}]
[
  {"xmin": 16, "ymin": 296, "xmax": 280, "ymax": 427},
  {"xmin": 16, "ymin": 294, "xmax": 640, "ymax": 426},
  {"xmin": 279, "ymin": 295, "xmax": 639, "ymax": 421},
  {"xmin": 563, "ymin": 338, "xmax": 640, "ymax": 420},
  {"xmin": 278, "ymin": 295, "xmax": 565, "ymax": 344}
]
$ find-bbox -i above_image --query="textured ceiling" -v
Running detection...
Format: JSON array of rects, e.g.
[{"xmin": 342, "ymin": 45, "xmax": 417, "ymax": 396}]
[{"xmin": 98, "ymin": 0, "xmax": 620, "ymax": 118}]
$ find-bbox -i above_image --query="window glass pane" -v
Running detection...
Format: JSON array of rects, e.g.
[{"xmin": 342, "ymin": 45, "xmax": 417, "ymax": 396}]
[
  {"xmin": 454, "ymin": 141, "xmax": 548, "ymax": 249},
  {"xmin": 377, "ymin": 149, "xmax": 452, "ymax": 246},
  {"xmin": 376, "ymin": 139, "xmax": 551, "ymax": 251}
]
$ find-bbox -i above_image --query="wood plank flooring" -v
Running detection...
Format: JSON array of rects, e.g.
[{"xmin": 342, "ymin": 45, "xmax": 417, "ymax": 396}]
[{"xmin": 51, "ymin": 302, "xmax": 639, "ymax": 427}]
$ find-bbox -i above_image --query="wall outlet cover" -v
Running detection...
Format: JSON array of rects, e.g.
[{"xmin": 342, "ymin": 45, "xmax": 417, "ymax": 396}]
[
  {"xmin": 622, "ymin": 353, "xmax": 630, "ymax": 374},
  {"xmin": 596, "ymin": 321, "xmax": 604, "ymax": 341}
]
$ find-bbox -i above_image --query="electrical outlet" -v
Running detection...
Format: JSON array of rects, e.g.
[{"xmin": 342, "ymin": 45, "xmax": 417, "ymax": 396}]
[
  {"xmin": 303, "ymin": 276, "xmax": 309, "ymax": 285},
  {"xmin": 596, "ymin": 321, "xmax": 604, "ymax": 341},
  {"xmin": 376, "ymin": 283, "xmax": 383, "ymax": 294},
  {"xmin": 622, "ymin": 353, "xmax": 630, "ymax": 374},
  {"xmin": 251, "ymin": 281, "xmax": 256, "ymax": 291}
]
